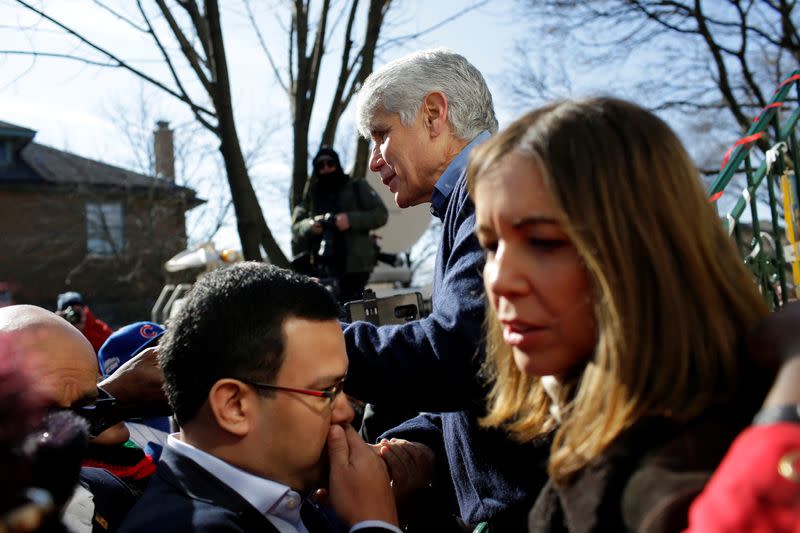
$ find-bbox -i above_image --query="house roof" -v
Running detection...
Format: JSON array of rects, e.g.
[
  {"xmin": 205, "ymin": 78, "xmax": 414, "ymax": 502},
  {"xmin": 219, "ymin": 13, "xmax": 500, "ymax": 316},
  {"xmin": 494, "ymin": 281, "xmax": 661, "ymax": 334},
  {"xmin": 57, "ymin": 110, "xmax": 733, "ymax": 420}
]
[
  {"xmin": 0, "ymin": 121, "xmax": 203, "ymax": 207},
  {"xmin": 0, "ymin": 120, "xmax": 36, "ymax": 139}
]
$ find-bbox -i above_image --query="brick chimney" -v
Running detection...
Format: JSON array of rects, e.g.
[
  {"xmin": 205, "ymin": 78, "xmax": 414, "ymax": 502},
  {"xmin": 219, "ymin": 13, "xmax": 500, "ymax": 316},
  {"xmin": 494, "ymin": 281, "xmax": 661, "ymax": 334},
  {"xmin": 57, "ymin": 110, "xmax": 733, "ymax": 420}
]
[{"xmin": 153, "ymin": 120, "xmax": 175, "ymax": 181}]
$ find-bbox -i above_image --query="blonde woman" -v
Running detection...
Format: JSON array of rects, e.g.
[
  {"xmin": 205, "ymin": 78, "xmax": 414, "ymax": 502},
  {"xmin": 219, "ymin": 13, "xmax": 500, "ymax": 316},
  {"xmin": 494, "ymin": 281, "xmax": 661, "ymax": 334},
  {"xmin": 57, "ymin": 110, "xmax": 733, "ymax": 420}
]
[{"xmin": 466, "ymin": 97, "xmax": 774, "ymax": 531}]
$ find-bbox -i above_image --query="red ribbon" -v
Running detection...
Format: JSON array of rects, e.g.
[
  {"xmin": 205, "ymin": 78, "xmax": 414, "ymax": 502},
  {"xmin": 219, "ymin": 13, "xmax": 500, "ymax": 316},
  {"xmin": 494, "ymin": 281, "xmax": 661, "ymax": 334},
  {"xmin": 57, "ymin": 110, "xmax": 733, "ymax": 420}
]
[
  {"xmin": 779, "ymin": 74, "xmax": 800, "ymax": 87},
  {"xmin": 720, "ymin": 132, "xmax": 765, "ymax": 169},
  {"xmin": 753, "ymin": 102, "xmax": 783, "ymax": 122}
]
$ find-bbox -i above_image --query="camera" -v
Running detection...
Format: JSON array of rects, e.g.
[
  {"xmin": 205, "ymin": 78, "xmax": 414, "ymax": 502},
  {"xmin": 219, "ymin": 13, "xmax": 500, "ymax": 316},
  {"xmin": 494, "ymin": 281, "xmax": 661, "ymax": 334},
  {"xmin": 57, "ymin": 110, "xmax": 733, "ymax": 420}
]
[
  {"xmin": 345, "ymin": 289, "xmax": 427, "ymax": 326},
  {"xmin": 62, "ymin": 305, "xmax": 83, "ymax": 326},
  {"xmin": 313, "ymin": 212, "xmax": 337, "ymax": 260}
]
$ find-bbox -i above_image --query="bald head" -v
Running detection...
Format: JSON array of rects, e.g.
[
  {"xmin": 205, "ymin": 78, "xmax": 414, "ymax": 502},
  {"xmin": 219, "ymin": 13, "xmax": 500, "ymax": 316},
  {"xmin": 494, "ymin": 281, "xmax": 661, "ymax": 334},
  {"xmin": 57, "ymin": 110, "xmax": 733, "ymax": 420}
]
[{"xmin": 0, "ymin": 305, "xmax": 98, "ymax": 408}]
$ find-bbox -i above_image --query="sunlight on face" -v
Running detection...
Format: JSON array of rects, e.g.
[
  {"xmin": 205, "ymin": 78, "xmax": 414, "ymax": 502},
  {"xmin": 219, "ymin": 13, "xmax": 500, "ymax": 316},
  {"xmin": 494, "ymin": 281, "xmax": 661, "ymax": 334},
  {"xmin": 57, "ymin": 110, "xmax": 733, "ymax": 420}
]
[
  {"xmin": 367, "ymin": 108, "xmax": 439, "ymax": 208},
  {"xmin": 474, "ymin": 151, "xmax": 596, "ymax": 378}
]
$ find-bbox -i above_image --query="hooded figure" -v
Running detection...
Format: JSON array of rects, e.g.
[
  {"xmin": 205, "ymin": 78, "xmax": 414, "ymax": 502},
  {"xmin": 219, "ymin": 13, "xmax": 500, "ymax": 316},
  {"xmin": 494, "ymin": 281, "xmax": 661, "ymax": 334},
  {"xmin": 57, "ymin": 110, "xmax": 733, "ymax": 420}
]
[{"xmin": 291, "ymin": 146, "xmax": 388, "ymax": 304}]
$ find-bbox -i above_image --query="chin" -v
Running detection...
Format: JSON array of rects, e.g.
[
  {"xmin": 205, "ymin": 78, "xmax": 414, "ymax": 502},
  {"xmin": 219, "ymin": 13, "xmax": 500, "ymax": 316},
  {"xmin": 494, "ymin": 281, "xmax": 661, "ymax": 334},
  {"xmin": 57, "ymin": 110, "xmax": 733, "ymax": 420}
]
[
  {"xmin": 513, "ymin": 348, "xmax": 538, "ymax": 376},
  {"xmin": 394, "ymin": 194, "xmax": 410, "ymax": 209},
  {"xmin": 512, "ymin": 347, "xmax": 564, "ymax": 377}
]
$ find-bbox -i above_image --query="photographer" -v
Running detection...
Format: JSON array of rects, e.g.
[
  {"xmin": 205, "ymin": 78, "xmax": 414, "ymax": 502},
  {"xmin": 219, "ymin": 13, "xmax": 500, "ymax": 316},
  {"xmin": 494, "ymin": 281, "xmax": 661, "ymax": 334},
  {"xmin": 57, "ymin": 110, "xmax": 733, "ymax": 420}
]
[
  {"xmin": 55, "ymin": 292, "xmax": 112, "ymax": 354},
  {"xmin": 291, "ymin": 146, "xmax": 388, "ymax": 303}
]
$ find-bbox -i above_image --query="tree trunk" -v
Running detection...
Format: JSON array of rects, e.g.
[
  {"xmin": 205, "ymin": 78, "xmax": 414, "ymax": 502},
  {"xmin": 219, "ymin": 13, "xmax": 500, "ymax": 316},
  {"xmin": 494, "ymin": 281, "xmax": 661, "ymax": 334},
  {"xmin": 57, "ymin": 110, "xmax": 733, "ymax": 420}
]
[{"xmin": 207, "ymin": 0, "xmax": 289, "ymax": 266}]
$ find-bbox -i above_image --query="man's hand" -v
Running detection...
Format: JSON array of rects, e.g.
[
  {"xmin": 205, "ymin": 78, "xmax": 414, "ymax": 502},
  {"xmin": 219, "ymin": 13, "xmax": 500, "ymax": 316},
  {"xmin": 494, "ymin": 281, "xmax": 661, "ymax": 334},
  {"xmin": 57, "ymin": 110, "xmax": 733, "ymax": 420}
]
[
  {"xmin": 327, "ymin": 423, "xmax": 398, "ymax": 526},
  {"xmin": 334, "ymin": 213, "xmax": 350, "ymax": 231},
  {"xmin": 311, "ymin": 221, "xmax": 323, "ymax": 235},
  {"xmin": 376, "ymin": 438, "xmax": 435, "ymax": 506},
  {"xmin": 98, "ymin": 347, "xmax": 169, "ymax": 415}
]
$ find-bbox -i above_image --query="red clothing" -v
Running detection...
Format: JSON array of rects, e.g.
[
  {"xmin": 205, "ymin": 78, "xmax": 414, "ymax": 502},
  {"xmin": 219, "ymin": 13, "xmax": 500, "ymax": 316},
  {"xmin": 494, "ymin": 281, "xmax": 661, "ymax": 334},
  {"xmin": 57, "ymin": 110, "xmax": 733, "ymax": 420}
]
[
  {"xmin": 81, "ymin": 307, "xmax": 113, "ymax": 353},
  {"xmin": 685, "ymin": 423, "xmax": 800, "ymax": 533}
]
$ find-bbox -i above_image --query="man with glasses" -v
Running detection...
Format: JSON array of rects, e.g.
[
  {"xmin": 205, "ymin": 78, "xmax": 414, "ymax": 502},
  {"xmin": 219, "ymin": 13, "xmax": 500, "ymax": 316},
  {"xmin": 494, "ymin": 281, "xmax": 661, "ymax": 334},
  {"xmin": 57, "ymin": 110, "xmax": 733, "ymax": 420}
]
[
  {"xmin": 119, "ymin": 262, "xmax": 399, "ymax": 533},
  {"xmin": 291, "ymin": 146, "xmax": 388, "ymax": 304}
]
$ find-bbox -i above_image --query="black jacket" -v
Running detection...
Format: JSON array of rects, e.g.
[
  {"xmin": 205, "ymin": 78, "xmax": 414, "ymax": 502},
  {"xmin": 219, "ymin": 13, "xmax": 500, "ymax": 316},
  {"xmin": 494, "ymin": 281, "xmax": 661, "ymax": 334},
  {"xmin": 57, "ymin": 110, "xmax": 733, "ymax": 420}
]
[{"xmin": 118, "ymin": 447, "xmax": 393, "ymax": 533}]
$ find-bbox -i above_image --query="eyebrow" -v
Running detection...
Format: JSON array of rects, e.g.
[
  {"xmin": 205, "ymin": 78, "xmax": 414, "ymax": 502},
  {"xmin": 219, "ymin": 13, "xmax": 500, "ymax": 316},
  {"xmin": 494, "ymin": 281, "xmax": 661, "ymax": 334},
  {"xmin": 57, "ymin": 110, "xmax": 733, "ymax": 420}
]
[
  {"xmin": 368, "ymin": 122, "xmax": 388, "ymax": 134},
  {"xmin": 476, "ymin": 216, "xmax": 560, "ymax": 234},
  {"xmin": 511, "ymin": 216, "xmax": 559, "ymax": 228},
  {"xmin": 307, "ymin": 372, "xmax": 348, "ymax": 389}
]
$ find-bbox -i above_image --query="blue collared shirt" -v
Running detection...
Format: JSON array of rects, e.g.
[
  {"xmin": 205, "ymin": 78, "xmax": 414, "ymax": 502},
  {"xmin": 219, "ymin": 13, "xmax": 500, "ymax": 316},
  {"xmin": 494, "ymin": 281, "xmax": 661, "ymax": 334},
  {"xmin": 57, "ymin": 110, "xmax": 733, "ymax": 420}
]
[
  {"xmin": 430, "ymin": 131, "xmax": 491, "ymax": 218},
  {"xmin": 167, "ymin": 434, "xmax": 401, "ymax": 533}
]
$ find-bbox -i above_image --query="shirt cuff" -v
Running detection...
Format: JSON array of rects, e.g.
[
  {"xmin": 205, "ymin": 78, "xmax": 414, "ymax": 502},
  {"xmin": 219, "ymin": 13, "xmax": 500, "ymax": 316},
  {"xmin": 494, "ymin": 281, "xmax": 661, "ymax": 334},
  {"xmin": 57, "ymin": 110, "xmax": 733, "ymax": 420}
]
[{"xmin": 350, "ymin": 520, "xmax": 403, "ymax": 533}]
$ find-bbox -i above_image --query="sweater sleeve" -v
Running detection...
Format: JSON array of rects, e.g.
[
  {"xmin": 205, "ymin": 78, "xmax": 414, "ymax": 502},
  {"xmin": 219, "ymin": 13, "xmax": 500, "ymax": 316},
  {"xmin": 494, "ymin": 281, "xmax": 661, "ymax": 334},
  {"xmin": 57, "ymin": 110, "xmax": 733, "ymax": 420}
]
[{"xmin": 343, "ymin": 181, "xmax": 486, "ymax": 412}]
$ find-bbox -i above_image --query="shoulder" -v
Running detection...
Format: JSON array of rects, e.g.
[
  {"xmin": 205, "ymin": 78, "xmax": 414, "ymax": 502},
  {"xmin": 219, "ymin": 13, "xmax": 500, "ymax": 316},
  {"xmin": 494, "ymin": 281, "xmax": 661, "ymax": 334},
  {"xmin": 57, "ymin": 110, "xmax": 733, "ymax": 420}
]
[
  {"xmin": 119, "ymin": 486, "xmax": 246, "ymax": 533},
  {"xmin": 621, "ymin": 414, "xmax": 747, "ymax": 532}
]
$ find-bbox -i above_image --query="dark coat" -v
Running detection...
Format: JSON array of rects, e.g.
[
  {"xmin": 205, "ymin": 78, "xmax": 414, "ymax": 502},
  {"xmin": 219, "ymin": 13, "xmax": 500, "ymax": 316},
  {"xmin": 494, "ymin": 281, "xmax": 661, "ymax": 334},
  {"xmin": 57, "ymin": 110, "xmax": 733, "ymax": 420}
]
[
  {"xmin": 118, "ymin": 447, "xmax": 282, "ymax": 533},
  {"xmin": 291, "ymin": 176, "xmax": 388, "ymax": 274},
  {"xmin": 118, "ymin": 447, "xmax": 395, "ymax": 533},
  {"xmin": 528, "ymin": 409, "xmax": 759, "ymax": 533}
]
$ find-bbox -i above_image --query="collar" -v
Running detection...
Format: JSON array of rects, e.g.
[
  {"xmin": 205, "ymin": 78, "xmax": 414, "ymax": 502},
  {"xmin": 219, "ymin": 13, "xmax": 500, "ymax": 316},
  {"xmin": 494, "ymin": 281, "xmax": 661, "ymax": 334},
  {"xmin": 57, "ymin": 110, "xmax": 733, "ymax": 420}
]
[
  {"xmin": 167, "ymin": 433, "xmax": 306, "ymax": 532},
  {"xmin": 430, "ymin": 131, "xmax": 491, "ymax": 218},
  {"xmin": 540, "ymin": 376, "xmax": 563, "ymax": 424}
]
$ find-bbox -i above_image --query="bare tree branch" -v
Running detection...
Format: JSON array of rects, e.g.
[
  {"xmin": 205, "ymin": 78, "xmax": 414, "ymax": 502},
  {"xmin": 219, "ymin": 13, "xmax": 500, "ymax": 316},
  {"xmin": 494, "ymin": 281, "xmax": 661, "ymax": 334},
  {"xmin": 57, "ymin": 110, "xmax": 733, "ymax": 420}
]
[
  {"xmin": 13, "ymin": 0, "xmax": 216, "ymax": 118},
  {"xmin": 0, "ymin": 49, "xmax": 117, "ymax": 66},
  {"xmin": 380, "ymin": 0, "xmax": 489, "ymax": 47},
  {"xmin": 244, "ymin": 0, "xmax": 288, "ymax": 93},
  {"xmin": 153, "ymin": 0, "xmax": 213, "ymax": 94},
  {"xmin": 90, "ymin": 1, "xmax": 149, "ymax": 33}
]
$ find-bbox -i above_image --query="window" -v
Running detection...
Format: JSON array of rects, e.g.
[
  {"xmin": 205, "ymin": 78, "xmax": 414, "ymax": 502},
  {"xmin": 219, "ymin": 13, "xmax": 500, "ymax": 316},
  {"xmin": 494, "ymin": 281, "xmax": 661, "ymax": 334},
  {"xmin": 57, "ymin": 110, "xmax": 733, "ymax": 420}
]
[
  {"xmin": 0, "ymin": 142, "xmax": 10, "ymax": 166},
  {"xmin": 86, "ymin": 202, "xmax": 124, "ymax": 256}
]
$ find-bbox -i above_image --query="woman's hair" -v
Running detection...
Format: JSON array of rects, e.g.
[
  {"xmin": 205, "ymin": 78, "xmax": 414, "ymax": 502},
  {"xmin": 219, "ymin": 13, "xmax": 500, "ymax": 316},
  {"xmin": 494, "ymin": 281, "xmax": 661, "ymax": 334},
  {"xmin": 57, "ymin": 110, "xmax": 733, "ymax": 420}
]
[{"xmin": 467, "ymin": 97, "xmax": 769, "ymax": 483}]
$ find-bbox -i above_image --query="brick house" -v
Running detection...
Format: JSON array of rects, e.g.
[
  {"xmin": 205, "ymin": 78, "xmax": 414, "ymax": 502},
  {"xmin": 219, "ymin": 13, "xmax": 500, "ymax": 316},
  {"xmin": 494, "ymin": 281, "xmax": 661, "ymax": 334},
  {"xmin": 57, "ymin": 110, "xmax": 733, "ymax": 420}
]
[{"xmin": 0, "ymin": 120, "xmax": 203, "ymax": 325}]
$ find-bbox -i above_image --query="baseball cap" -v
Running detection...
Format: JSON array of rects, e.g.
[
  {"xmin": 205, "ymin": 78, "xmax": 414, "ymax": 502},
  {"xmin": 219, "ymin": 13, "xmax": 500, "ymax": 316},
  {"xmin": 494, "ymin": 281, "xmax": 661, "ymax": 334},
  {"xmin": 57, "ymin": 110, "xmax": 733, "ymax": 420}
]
[{"xmin": 97, "ymin": 322, "xmax": 165, "ymax": 377}]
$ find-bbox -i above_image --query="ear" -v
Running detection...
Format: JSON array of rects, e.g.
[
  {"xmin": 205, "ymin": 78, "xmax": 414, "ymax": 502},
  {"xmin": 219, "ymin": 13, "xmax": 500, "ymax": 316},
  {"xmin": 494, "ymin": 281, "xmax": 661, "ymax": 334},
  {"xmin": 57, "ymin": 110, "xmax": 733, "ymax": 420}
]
[
  {"xmin": 422, "ymin": 91, "xmax": 449, "ymax": 139},
  {"xmin": 208, "ymin": 379, "xmax": 252, "ymax": 437}
]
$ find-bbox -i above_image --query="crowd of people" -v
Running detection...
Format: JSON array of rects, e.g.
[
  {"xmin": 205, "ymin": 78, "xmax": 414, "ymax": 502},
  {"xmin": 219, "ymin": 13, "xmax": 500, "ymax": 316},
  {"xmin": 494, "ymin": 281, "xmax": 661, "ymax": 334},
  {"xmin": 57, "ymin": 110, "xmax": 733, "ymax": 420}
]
[{"xmin": 2, "ymin": 48, "xmax": 799, "ymax": 533}]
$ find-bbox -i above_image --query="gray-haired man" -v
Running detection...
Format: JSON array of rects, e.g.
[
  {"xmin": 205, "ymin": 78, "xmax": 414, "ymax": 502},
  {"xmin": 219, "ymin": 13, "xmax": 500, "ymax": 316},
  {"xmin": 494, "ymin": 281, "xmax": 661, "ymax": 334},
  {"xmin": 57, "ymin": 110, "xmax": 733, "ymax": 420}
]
[{"xmin": 343, "ymin": 49, "xmax": 547, "ymax": 530}]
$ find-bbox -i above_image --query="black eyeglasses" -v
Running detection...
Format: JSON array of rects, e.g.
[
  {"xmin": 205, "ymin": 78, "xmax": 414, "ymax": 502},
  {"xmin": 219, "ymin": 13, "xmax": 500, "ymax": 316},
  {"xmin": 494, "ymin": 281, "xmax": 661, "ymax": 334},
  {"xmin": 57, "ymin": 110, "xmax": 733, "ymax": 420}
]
[
  {"xmin": 317, "ymin": 160, "xmax": 337, "ymax": 169},
  {"xmin": 69, "ymin": 387, "xmax": 122, "ymax": 437},
  {"xmin": 237, "ymin": 375, "xmax": 347, "ymax": 402}
]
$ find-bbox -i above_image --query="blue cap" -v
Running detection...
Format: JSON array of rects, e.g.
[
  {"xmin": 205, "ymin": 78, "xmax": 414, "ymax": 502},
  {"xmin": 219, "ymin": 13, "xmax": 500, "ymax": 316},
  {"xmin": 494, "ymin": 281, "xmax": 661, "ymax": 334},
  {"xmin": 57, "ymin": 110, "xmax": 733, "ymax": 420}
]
[{"xmin": 97, "ymin": 322, "xmax": 165, "ymax": 377}]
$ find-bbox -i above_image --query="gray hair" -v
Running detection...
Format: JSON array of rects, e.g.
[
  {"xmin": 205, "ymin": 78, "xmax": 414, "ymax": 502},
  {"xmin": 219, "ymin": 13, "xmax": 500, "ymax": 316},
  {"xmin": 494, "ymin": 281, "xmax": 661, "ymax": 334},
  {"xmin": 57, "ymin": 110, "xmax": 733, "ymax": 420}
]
[{"xmin": 356, "ymin": 48, "xmax": 498, "ymax": 141}]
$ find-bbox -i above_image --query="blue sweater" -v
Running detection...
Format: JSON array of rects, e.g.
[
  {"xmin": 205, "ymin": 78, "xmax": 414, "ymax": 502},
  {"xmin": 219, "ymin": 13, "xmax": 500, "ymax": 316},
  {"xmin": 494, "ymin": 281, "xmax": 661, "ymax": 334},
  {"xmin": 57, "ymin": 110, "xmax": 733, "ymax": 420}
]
[{"xmin": 343, "ymin": 134, "xmax": 547, "ymax": 527}]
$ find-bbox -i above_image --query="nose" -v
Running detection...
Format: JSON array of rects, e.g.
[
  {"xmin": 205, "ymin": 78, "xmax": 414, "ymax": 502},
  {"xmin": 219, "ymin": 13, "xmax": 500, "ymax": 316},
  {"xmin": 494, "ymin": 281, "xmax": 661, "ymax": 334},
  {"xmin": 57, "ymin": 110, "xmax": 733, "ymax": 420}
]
[
  {"xmin": 369, "ymin": 144, "xmax": 384, "ymax": 172},
  {"xmin": 484, "ymin": 241, "xmax": 529, "ymax": 299},
  {"xmin": 330, "ymin": 391, "xmax": 355, "ymax": 425}
]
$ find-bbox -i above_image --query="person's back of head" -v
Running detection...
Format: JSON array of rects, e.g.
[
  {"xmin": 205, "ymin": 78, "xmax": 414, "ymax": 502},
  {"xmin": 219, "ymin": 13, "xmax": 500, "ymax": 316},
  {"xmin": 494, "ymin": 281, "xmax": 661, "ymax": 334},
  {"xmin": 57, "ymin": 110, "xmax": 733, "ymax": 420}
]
[{"xmin": 356, "ymin": 48, "xmax": 498, "ymax": 142}]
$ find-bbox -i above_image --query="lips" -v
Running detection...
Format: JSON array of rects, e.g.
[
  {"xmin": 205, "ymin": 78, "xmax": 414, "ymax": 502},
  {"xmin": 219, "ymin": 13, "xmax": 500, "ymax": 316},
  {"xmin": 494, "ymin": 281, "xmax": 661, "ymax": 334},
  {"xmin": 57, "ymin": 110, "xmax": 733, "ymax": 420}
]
[
  {"xmin": 381, "ymin": 174, "xmax": 397, "ymax": 192},
  {"xmin": 500, "ymin": 319, "xmax": 547, "ymax": 347}
]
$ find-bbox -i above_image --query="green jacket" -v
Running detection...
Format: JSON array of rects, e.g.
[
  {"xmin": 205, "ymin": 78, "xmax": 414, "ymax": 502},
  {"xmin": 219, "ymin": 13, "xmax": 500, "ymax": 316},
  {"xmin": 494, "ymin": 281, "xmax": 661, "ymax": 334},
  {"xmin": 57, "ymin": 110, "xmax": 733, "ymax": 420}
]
[{"xmin": 291, "ymin": 177, "xmax": 388, "ymax": 274}]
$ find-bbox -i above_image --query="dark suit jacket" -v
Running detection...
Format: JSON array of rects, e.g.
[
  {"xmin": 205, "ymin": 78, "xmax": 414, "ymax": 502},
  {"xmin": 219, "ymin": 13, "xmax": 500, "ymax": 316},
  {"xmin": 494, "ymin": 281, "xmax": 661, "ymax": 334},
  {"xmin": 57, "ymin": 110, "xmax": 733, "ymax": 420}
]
[{"xmin": 118, "ymin": 446, "xmax": 395, "ymax": 533}]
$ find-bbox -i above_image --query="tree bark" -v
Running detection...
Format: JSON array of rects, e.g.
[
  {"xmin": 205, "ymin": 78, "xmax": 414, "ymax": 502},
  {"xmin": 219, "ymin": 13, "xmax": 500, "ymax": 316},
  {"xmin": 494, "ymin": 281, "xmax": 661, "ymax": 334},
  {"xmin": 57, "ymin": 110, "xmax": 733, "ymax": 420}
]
[{"xmin": 206, "ymin": 0, "xmax": 289, "ymax": 266}]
